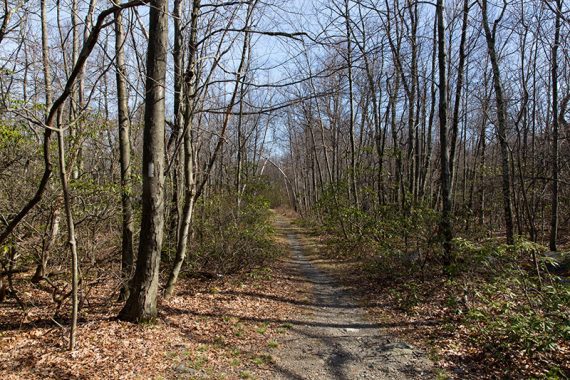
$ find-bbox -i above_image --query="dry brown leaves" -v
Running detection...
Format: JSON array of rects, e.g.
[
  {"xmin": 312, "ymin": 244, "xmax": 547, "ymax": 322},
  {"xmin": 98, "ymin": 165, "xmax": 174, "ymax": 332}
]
[{"xmin": 0, "ymin": 253, "xmax": 310, "ymax": 380}]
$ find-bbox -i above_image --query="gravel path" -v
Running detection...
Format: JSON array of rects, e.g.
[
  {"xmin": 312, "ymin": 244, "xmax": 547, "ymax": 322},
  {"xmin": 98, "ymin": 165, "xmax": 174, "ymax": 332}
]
[{"xmin": 268, "ymin": 216, "xmax": 434, "ymax": 380}]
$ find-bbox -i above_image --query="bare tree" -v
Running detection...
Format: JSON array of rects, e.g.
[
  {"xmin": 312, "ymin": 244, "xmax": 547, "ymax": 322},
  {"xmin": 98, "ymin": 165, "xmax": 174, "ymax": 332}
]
[
  {"xmin": 480, "ymin": 0, "xmax": 514, "ymax": 244},
  {"xmin": 437, "ymin": 0, "xmax": 453, "ymax": 266},
  {"xmin": 549, "ymin": 0, "xmax": 562, "ymax": 251},
  {"xmin": 118, "ymin": 0, "xmax": 168, "ymax": 322},
  {"xmin": 114, "ymin": 0, "xmax": 135, "ymax": 300}
]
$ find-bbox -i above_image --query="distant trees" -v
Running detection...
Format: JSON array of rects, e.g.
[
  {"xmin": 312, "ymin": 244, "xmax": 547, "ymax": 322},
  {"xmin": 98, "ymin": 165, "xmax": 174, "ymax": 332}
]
[{"xmin": 282, "ymin": 0, "xmax": 568, "ymax": 262}]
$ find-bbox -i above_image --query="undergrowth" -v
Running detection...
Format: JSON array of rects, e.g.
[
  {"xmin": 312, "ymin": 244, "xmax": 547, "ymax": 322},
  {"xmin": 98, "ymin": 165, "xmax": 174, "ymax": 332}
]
[
  {"xmin": 305, "ymin": 187, "xmax": 570, "ymax": 378},
  {"xmin": 188, "ymin": 181, "xmax": 282, "ymax": 275}
]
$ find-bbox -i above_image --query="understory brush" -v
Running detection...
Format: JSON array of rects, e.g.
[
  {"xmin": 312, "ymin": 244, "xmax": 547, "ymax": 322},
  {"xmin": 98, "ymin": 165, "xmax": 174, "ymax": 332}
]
[
  {"xmin": 455, "ymin": 239, "xmax": 570, "ymax": 374},
  {"xmin": 314, "ymin": 188, "xmax": 440, "ymax": 275},
  {"xmin": 307, "ymin": 192, "xmax": 570, "ymax": 378},
  {"xmin": 189, "ymin": 188, "xmax": 281, "ymax": 275}
]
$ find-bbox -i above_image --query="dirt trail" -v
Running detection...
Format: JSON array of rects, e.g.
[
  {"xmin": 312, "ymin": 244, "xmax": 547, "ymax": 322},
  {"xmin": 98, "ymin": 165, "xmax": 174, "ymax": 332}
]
[{"xmin": 267, "ymin": 215, "xmax": 434, "ymax": 380}]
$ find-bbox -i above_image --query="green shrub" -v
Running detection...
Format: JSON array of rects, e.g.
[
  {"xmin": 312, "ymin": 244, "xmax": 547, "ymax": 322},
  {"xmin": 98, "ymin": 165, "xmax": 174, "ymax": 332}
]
[
  {"xmin": 313, "ymin": 183, "xmax": 440, "ymax": 273},
  {"xmin": 190, "ymin": 183, "xmax": 280, "ymax": 275},
  {"xmin": 312, "ymin": 188, "xmax": 570, "ymax": 365},
  {"xmin": 451, "ymin": 237, "xmax": 570, "ymax": 361}
]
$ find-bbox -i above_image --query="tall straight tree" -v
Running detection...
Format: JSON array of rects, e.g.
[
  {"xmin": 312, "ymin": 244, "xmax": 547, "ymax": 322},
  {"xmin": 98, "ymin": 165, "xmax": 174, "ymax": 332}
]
[
  {"xmin": 118, "ymin": 0, "xmax": 168, "ymax": 322},
  {"xmin": 480, "ymin": 0, "xmax": 514, "ymax": 244},
  {"xmin": 436, "ymin": 0, "xmax": 453, "ymax": 266},
  {"xmin": 114, "ymin": 0, "xmax": 134, "ymax": 300},
  {"xmin": 549, "ymin": 0, "xmax": 562, "ymax": 252}
]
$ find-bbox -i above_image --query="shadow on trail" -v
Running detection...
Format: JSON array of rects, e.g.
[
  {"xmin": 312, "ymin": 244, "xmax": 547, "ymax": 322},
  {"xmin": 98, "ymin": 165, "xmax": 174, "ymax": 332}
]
[
  {"xmin": 218, "ymin": 289, "xmax": 360, "ymax": 309},
  {"xmin": 161, "ymin": 304, "xmax": 436, "ymax": 331},
  {"xmin": 261, "ymin": 214, "xmax": 434, "ymax": 379}
]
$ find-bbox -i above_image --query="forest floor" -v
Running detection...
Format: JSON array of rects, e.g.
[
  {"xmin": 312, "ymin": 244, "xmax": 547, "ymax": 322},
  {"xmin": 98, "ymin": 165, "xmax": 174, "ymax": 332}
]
[
  {"xmin": 4, "ymin": 210, "xmax": 566, "ymax": 379},
  {"xmin": 0, "ymin": 211, "xmax": 436, "ymax": 380}
]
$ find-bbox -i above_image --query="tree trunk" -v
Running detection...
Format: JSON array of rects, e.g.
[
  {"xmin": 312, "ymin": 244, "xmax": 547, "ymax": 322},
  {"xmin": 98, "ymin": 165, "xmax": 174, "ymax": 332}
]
[
  {"xmin": 114, "ymin": 2, "xmax": 135, "ymax": 300},
  {"xmin": 481, "ymin": 0, "xmax": 514, "ymax": 244},
  {"xmin": 344, "ymin": 0, "xmax": 358, "ymax": 207},
  {"xmin": 31, "ymin": 0, "xmax": 58, "ymax": 284},
  {"xmin": 118, "ymin": 0, "xmax": 168, "ymax": 323},
  {"xmin": 449, "ymin": 0, "xmax": 469, "ymax": 185},
  {"xmin": 549, "ymin": 0, "xmax": 561, "ymax": 251},
  {"xmin": 437, "ymin": 0, "xmax": 453, "ymax": 266},
  {"xmin": 56, "ymin": 110, "xmax": 79, "ymax": 351}
]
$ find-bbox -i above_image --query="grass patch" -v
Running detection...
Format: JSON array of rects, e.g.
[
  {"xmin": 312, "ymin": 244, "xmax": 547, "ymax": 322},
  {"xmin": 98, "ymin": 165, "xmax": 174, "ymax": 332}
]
[
  {"xmin": 255, "ymin": 323, "xmax": 269, "ymax": 335},
  {"xmin": 251, "ymin": 354, "xmax": 273, "ymax": 366},
  {"xmin": 239, "ymin": 370, "xmax": 253, "ymax": 379}
]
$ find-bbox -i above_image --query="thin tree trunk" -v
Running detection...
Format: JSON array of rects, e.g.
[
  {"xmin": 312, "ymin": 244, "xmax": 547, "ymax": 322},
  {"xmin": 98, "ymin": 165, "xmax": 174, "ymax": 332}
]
[
  {"xmin": 449, "ymin": 0, "xmax": 469, "ymax": 184},
  {"xmin": 114, "ymin": 2, "xmax": 134, "ymax": 300},
  {"xmin": 344, "ymin": 0, "xmax": 358, "ymax": 207},
  {"xmin": 481, "ymin": 0, "xmax": 514, "ymax": 244},
  {"xmin": 31, "ymin": 0, "xmax": 58, "ymax": 284},
  {"xmin": 549, "ymin": 0, "xmax": 561, "ymax": 251},
  {"xmin": 56, "ymin": 111, "xmax": 79, "ymax": 351},
  {"xmin": 437, "ymin": 0, "xmax": 453, "ymax": 266}
]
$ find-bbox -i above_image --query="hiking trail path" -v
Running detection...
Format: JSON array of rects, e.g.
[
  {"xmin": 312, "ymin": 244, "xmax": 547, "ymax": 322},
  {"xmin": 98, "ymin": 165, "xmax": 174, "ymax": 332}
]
[{"xmin": 264, "ymin": 215, "xmax": 434, "ymax": 380}]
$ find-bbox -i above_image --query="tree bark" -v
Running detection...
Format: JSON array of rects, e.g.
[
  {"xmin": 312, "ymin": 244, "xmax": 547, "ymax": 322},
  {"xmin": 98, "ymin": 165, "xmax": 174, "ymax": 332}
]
[
  {"xmin": 549, "ymin": 0, "xmax": 561, "ymax": 251},
  {"xmin": 481, "ymin": 0, "xmax": 514, "ymax": 244},
  {"xmin": 344, "ymin": 0, "xmax": 359, "ymax": 207},
  {"xmin": 56, "ymin": 111, "xmax": 80, "ymax": 351},
  {"xmin": 114, "ymin": 1, "xmax": 135, "ymax": 300},
  {"xmin": 437, "ymin": 0, "xmax": 453, "ymax": 266},
  {"xmin": 118, "ymin": 0, "xmax": 168, "ymax": 323}
]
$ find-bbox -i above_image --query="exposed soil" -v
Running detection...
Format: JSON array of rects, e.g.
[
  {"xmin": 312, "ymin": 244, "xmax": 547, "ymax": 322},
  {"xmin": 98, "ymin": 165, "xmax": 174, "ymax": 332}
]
[{"xmin": 263, "ymin": 215, "xmax": 434, "ymax": 379}]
